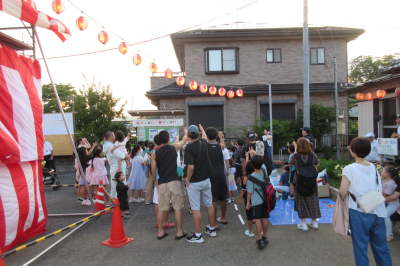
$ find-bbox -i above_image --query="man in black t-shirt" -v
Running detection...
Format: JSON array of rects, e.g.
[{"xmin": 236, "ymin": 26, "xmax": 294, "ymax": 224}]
[
  {"xmin": 301, "ymin": 127, "xmax": 315, "ymax": 146},
  {"xmin": 184, "ymin": 125, "xmax": 217, "ymax": 243},
  {"xmin": 241, "ymin": 130, "xmax": 273, "ymax": 176},
  {"xmin": 151, "ymin": 128, "xmax": 188, "ymax": 240},
  {"xmin": 233, "ymin": 139, "xmax": 244, "ymax": 185}
]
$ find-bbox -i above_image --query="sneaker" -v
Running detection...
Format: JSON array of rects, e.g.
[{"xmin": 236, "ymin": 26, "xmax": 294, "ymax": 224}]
[
  {"xmin": 189, "ymin": 208, "xmax": 192, "ymax": 214},
  {"xmin": 85, "ymin": 199, "xmax": 92, "ymax": 206},
  {"xmin": 245, "ymin": 230, "xmax": 254, "ymax": 237},
  {"xmin": 105, "ymin": 202, "xmax": 111, "ymax": 207},
  {"xmin": 257, "ymin": 239, "xmax": 265, "ymax": 250},
  {"xmin": 262, "ymin": 236, "xmax": 268, "ymax": 245},
  {"xmin": 139, "ymin": 198, "xmax": 145, "ymax": 202},
  {"xmin": 186, "ymin": 233, "xmax": 204, "ymax": 243},
  {"xmin": 297, "ymin": 223, "xmax": 308, "ymax": 232},
  {"xmin": 231, "ymin": 197, "xmax": 234, "ymax": 202},
  {"xmin": 81, "ymin": 199, "xmax": 87, "ymax": 205},
  {"xmin": 77, "ymin": 198, "xmax": 83, "ymax": 203},
  {"xmin": 205, "ymin": 227, "xmax": 217, "ymax": 237},
  {"xmin": 122, "ymin": 215, "xmax": 130, "ymax": 219},
  {"xmin": 129, "ymin": 197, "xmax": 135, "ymax": 203},
  {"xmin": 387, "ymin": 235, "xmax": 394, "ymax": 242},
  {"xmin": 290, "ymin": 195, "xmax": 295, "ymax": 200},
  {"xmin": 308, "ymin": 222, "xmax": 319, "ymax": 230},
  {"xmin": 226, "ymin": 199, "xmax": 231, "ymax": 204}
]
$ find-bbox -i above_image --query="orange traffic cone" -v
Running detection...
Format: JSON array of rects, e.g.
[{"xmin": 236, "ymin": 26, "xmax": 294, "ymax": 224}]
[
  {"xmin": 0, "ymin": 247, "xmax": 5, "ymax": 266},
  {"xmin": 102, "ymin": 198, "xmax": 134, "ymax": 248},
  {"xmin": 89, "ymin": 181, "xmax": 110, "ymax": 215}
]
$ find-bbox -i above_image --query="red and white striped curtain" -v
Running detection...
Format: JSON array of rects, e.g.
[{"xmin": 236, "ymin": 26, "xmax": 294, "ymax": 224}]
[{"xmin": 0, "ymin": 45, "xmax": 47, "ymax": 252}]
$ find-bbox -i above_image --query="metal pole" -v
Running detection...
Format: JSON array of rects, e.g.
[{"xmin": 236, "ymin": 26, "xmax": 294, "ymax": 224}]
[
  {"xmin": 303, "ymin": 0, "xmax": 310, "ymax": 128},
  {"xmin": 48, "ymin": 213, "xmax": 92, "ymax": 217},
  {"xmin": 268, "ymin": 82, "xmax": 273, "ymax": 159},
  {"xmin": 22, "ymin": 220, "xmax": 91, "ymax": 266},
  {"xmin": 334, "ymin": 57, "xmax": 339, "ymax": 159},
  {"xmin": 31, "ymin": 24, "xmax": 35, "ymax": 60},
  {"xmin": 33, "ymin": 26, "xmax": 96, "ymax": 211}
]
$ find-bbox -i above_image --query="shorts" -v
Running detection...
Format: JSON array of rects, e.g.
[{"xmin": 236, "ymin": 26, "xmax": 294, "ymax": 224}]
[
  {"xmin": 158, "ymin": 180, "xmax": 184, "ymax": 211},
  {"xmin": 211, "ymin": 182, "xmax": 228, "ymax": 202},
  {"xmin": 252, "ymin": 203, "xmax": 269, "ymax": 219},
  {"xmin": 289, "ymin": 170, "xmax": 295, "ymax": 184},
  {"xmin": 79, "ymin": 175, "xmax": 87, "ymax": 185},
  {"xmin": 235, "ymin": 164, "xmax": 243, "ymax": 178},
  {"xmin": 274, "ymin": 185, "xmax": 290, "ymax": 193},
  {"xmin": 187, "ymin": 179, "xmax": 213, "ymax": 211},
  {"xmin": 246, "ymin": 208, "xmax": 253, "ymax": 221}
]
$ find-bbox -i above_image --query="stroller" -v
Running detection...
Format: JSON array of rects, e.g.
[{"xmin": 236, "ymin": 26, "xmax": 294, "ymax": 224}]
[{"xmin": 42, "ymin": 160, "xmax": 61, "ymax": 191}]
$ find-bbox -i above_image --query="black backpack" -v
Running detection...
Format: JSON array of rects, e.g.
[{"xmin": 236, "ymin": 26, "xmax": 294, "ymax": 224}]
[
  {"xmin": 248, "ymin": 169, "xmax": 276, "ymax": 213},
  {"xmin": 294, "ymin": 153, "xmax": 318, "ymax": 196}
]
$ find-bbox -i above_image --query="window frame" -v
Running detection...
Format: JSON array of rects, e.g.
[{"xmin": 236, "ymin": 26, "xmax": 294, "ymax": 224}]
[
  {"xmin": 204, "ymin": 47, "xmax": 240, "ymax": 74},
  {"xmin": 310, "ymin": 47, "xmax": 325, "ymax": 65},
  {"xmin": 266, "ymin": 48, "xmax": 282, "ymax": 63}
]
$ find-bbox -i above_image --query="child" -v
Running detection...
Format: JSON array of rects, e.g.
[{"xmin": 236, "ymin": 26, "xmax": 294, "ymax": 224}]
[
  {"xmin": 112, "ymin": 131, "xmax": 130, "ymax": 171},
  {"xmin": 238, "ymin": 161, "xmax": 255, "ymax": 237},
  {"xmin": 227, "ymin": 164, "xmax": 237, "ymax": 201},
  {"xmin": 274, "ymin": 164, "xmax": 290, "ymax": 199},
  {"xmin": 76, "ymin": 146, "xmax": 93, "ymax": 206},
  {"xmin": 115, "ymin": 171, "xmax": 130, "ymax": 219},
  {"xmin": 285, "ymin": 144, "xmax": 296, "ymax": 199},
  {"xmin": 89, "ymin": 148, "xmax": 110, "ymax": 206},
  {"xmin": 246, "ymin": 155, "xmax": 269, "ymax": 250},
  {"xmin": 234, "ymin": 139, "xmax": 244, "ymax": 189},
  {"xmin": 128, "ymin": 144, "xmax": 147, "ymax": 202},
  {"xmin": 382, "ymin": 165, "xmax": 400, "ymax": 241}
]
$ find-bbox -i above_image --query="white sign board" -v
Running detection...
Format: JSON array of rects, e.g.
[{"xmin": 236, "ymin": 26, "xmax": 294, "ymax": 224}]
[
  {"xmin": 377, "ymin": 138, "xmax": 398, "ymax": 156},
  {"xmin": 43, "ymin": 113, "xmax": 74, "ymax": 135},
  {"xmin": 132, "ymin": 119, "xmax": 184, "ymax": 127}
]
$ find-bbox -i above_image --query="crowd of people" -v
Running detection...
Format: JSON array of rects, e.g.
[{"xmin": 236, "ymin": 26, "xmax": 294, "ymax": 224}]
[{"xmin": 38, "ymin": 120, "xmax": 397, "ymax": 262}]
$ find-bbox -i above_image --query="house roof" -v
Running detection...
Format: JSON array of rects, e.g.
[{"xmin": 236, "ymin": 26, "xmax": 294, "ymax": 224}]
[
  {"xmin": 381, "ymin": 59, "xmax": 400, "ymax": 75},
  {"xmin": 170, "ymin": 22, "xmax": 365, "ymax": 71},
  {"xmin": 0, "ymin": 32, "xmax": 32, "ymax": 51},
  {"xmin": 146, "ymin": 82, "xmax": 342, "ymax": 106},
  {"xmin": 345, "ymin": 73, "xmax": 400, "ymax": 94}
]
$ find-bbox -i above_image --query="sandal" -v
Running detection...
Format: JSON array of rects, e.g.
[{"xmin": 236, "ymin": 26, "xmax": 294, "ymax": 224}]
[
  {"xmin": 157, "ymin": 231, "xmax": 169, "ymax": 240},
  {"xmin": 217, "ymin": 217, "xmax": 228, "ymax": 224},
  {"xmin": 175, "ymin": 231, "xmax": 187, "ymax": 240}
]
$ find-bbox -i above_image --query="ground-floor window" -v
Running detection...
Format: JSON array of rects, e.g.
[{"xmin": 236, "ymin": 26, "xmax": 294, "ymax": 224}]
[
  {"xmin": 260, "ymin": 101, "xmax": 296, "ymax": 121},
  {"xmin": 188, "ymin": 102, "xmax": 224, "ymax": 130}
]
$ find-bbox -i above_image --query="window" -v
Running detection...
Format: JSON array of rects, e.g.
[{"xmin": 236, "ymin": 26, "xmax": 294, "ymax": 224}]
[
  {"xmin": 266, "ymin": 49, "xmax": 281, "ymax": 63},
  {"xmin": 188, "ymin": 102, "xmax": 224, "ymax": 130},
  {"xmin": 204, "ymin": 47, "xmax": 239, "ymax": 74},
  {"xmin": 310, "ymin": 48, "xmax": 325, "ymax": 64}
]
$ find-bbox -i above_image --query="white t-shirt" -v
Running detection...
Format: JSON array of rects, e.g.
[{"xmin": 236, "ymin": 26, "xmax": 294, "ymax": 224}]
[
  {"xmin": 342, "ymin": 163, "xmax": 386, "ymax": 217},
  {"xmin": 222, "ymin": 148, "xmax": 230, "ymax": 161},
  {"xmin": 398, "ymin": 125, "xmax": 400, "ymax": 134},
  {"xmin": 44, "ymin": 141, "xmax": 53, "ymax": 156},
  {"xmin": 262, "ymin": 135, "xmax": 272, "ymax": 146},
  {"xmin": 365, "ymin": 139, "xmax": 380, "ymax": 162}
]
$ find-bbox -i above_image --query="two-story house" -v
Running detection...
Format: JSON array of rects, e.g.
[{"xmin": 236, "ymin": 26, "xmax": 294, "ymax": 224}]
[{"xmin": 139, "ymin": 23, "xmax": 365, "ymax": 135}]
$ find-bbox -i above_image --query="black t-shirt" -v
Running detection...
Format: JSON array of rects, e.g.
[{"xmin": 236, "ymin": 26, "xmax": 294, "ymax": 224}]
[
  {"xmin": 155, "ymin": 145, "xmax": 178, "ymax": 185},
  {"xmin": 206, "ymin": 143, "xmax": 225, "ymax": 184},
  {"xmin": 395, "ymin": 183, "xmax": 400, "ymax": 193},
  {"xmin": 304, "ymin": 134, "xmax": 315, "ymax": 146},
  {"xmin": 184, "ymin": 139, "xmax": 210, "ymax": 183},
  {"xmin": 241, "ymin": 142, "xmax": 273, "ymax": 176}
]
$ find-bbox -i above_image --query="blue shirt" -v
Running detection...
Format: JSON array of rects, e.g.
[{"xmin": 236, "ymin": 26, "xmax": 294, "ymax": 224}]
[
  {"xmin": 288, "ymin": 154, "xmax": 295, "ymax": 171},
  {"xmin": 279, "ymin": 171, "xmax": 289, "ymax": 186},
  {"xmin": 247, "ymin": 165, "xmax": 267, "ymax": 206}
]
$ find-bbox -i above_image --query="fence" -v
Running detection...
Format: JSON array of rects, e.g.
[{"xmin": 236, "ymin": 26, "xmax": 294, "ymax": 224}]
[{"xmin": 316, "ymin": 134, "xmax": 358, "ymax": 150}]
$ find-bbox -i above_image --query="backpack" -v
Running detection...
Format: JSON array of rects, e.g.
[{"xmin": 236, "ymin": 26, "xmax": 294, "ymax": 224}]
[
  {"xmin": 255, "ymin": 141, "xmax": 265, "ymax": 156},
  {"xmin": 294, "ymin": 153, "xmax": 318, "ymax": 196},
  {"xmin": 248, "ymin": 168, "xmax": 276, "ymax": 213}
]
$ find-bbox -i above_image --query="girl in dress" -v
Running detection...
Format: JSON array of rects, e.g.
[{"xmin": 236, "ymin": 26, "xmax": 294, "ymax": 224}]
[
  {"xmin": 115, "ymin": 171, "xmax": 130, "ymax": 219},
  {"xmin": 113, "ymin": 131, "xmax": 130, "ymax": 170},
  {"xmin": 382, "ymin": 165, "xmax": 400, "ymax": 241},
  {"xmin": 88, "ymin": 148, "xmax": 110, "ymax": 206},
  {"xmin": 128, "ymin": 144, "xmax": 147, "ymax": 203},
  {"xmin": 227, "ymin": 163, "xmax": 237, "ymax": 201}
]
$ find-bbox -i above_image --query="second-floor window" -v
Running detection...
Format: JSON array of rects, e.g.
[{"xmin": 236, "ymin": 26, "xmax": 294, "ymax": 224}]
[
  {"xmin": 204, "ymin": 47, "xmax": 239, "ymax": 74},
  {"xmin": 266, "ymin": 49, "xmax": 281, "ymax": 63},
  {"xmin": 310, "ymin": 48, "xmax": 325, "ymax": 65}
]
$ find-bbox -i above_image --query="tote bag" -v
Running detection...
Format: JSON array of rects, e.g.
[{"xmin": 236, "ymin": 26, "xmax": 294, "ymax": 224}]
[{"xmin": 332, "ymin": 194, "xmax": 349, "ymax": 237}]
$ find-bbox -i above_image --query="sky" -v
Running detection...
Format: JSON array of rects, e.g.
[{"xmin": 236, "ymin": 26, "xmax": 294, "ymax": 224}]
[{"xmin": 1, "ymin": 0, "xmax": 399, "ymax": 116}]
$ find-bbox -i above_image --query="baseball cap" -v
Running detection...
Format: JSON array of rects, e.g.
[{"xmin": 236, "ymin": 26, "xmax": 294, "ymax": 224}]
[
  {"xmin": 245, "ymin": 130, "xmax": 256, "ymax": 140},
  {"xmin": 365, "ymin": 132, "xmax": 375, "ymax": 138},
  {"xmin": 187, "ymin": 125, "xmax": 199, "ymax": 137},
  {"xmin": 301, "ymin": 127, "xmax": 310, "ymax": 134}
]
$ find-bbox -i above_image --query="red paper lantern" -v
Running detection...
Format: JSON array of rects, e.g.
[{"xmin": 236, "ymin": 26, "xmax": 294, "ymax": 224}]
[
  {"xmin": 365, "ymin": 92, "xmax": 374, "ymax": 101},
  {"xmin": 355, "ymin": 92, "xmax": 364, "ymax": 101},
  {"xmin": 98, "ymin": 31, "xmax": 109, "ymax": 44},
  {"xmin": 52, "ymin": 0, "xmax": 65, "ymax": 14},
  {"xmin": 61, "ymin": 101, "xmax": 66, "ymax": 108},
  {"xmin": 118, "ymin": 42, "xmax": 128, "ymax": 55},
  {"xmin": 176, "ymin": 76, "xmax": 185, "ymax": 86},
  {"xmin": 236, "ymin": 89, "xmax": 243, "ymax": 97},
  {"xmin": 227, "ymin": 90, "xmax": 235, "ymax": 99},
  {"xmin": 76, "ymin": 16, "xmax": 88, "ymax": 31},
  {"xmin": 149, "ymin": 62, "xmax": 158, "ymax": 73},
  {"xmin": 218, "ymin": 87, "xmax": 226, "ymax": 96},
  {"xmin": 199, "ymin": 84, "xmax": 208, "ymax": 93},
  {"xmin": 189, "ymin": 81, "xmax": 198, "ymax": 91},
  {"xmin": 133, "ymin": 54, "xmax": 142, "ymax": 66},
  {"xmin": 376, "ymin": 89, "xmax": 386, "ymax": 98},
  {"xmin": 396, "ymin": 86, "xmax": 400, "ymax": 97},
  {"xmin": 209, "ymin": 86, "xmax": 217, "ymax": 95},
  {"xmin": 165, "ymin": 68, "xmax": 173, "ymax": 79}
]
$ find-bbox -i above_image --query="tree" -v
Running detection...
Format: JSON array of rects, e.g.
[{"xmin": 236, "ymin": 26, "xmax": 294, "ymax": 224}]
[
  {"xmin": 74, "ymin": 77, "xmax": 127, "ymax": 142},
  {"xmin": 348, "ymin": 53, "xmax": 400, "ymax": 84},
  {"xmin": 42, "ymin": 83, "xmax": 76, "ymax": 113}
]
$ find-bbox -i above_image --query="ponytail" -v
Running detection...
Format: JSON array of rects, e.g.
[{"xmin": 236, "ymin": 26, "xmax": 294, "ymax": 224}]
[
  {"xmin": 130, "ymin": 144, "xmax": 141, "ymax": 159},
  {"xmin": 384, "ymin": 165, "xmax": 400, "ymax": 184}
]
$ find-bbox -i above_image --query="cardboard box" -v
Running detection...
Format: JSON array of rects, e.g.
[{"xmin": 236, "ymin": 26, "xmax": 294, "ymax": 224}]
[{"xmin": 318, "ymin": 184, "xmax": 330, "ymax": 198}]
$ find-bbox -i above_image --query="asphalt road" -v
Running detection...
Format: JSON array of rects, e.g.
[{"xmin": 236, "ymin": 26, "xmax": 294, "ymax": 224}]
[{"xmin": 4, "ymin": 171, "xmax": 400, "ymax": 266}]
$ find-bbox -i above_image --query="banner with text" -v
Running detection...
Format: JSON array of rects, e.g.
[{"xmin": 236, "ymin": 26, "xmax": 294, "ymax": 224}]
[{"xmin": 377, "ymin": 138, "xmax": 398, "ymax": 156}]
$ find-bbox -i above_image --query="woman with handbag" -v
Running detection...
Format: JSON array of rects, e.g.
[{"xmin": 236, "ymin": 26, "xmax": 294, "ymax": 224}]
[
  {"xmin": 339, "ymin": 137, "xmax": 392, "ymax": 266},
  {"xmin": 289, "ymin": 137, "xmax": 321, "ymax": 232}
]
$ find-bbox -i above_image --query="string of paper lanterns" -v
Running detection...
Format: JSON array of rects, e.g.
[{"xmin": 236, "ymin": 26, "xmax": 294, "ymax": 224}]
[{"xmin": 355, "ymin": 88, "xmax": 391, "ymax": 101}]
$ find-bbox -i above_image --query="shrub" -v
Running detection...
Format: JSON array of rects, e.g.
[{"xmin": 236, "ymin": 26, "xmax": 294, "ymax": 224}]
[{"xmin": 319, "ymin": 158, "xmax": 353, "ymax": 182}]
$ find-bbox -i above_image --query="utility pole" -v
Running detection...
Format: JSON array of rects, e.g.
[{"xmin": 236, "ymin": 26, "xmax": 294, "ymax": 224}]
[
  {"xmin": 334, "ymin": 57, "xmax": 339, "ymax": 160},
  {"xmin": 269, "ymin": 82, "xmax": 273, "ymax": 160},
  {"xmin": 303, "ymin": 0, "xmax": 310, "ymax": 128}
]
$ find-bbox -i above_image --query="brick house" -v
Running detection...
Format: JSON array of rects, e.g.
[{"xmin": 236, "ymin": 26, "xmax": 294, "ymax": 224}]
[{"xmin": 141, "ymin": 23, "xmax": 364, "ymax": 135}]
